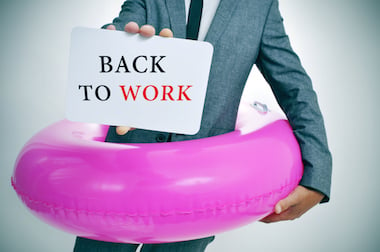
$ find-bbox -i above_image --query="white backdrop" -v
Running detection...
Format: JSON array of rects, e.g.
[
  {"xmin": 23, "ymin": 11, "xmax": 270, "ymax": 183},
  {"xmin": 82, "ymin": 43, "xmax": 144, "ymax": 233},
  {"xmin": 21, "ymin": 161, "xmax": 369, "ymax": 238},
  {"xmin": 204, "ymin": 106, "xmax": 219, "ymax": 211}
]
[{"xmin": 1, "ymin": 0, "xmax": 379, "ymax": 251}]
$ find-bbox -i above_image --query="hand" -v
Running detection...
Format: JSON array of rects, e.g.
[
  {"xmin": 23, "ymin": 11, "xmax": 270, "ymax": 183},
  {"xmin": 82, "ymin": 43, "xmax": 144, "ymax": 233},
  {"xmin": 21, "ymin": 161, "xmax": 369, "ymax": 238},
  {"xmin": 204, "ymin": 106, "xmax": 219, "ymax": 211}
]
[
  {"xmin": 260, "ymin": 185, "xmax": 324, "ymax": 223},
  {"xmin": 106, "ymin": 22, "xmax": 173, "ymax": 135},
  {"xmin": 106, "ymin": 22, "xmax": 173, "ymax": 38}
]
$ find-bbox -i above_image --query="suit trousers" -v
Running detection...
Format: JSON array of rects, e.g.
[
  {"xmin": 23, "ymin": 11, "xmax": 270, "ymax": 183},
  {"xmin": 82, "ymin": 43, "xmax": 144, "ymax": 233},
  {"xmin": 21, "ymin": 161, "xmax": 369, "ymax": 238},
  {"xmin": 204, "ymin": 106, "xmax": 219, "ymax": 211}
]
[
  {"xmin": 73, "ymin": 236, "xmax": 215, "ymax": 252},
  {"xmin": 73, "ymin": 128, "xmax": 215, "ymax": 251}
]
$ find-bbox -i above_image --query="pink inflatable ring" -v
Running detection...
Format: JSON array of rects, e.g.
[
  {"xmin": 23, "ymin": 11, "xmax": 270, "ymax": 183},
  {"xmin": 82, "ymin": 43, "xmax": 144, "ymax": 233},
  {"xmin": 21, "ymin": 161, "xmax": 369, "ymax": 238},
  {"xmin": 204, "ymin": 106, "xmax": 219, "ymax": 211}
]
[{"xmin": 11, "ymin": 102, "xmax": 303, "ymax": 243}]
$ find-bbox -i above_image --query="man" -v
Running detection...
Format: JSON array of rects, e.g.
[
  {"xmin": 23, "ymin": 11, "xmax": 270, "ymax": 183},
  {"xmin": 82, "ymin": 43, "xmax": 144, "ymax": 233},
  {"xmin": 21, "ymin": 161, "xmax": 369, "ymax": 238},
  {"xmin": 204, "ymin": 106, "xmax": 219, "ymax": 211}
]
[{"xmin": 74, "ymin": 0, "xmax": 332, "ymax": 251}]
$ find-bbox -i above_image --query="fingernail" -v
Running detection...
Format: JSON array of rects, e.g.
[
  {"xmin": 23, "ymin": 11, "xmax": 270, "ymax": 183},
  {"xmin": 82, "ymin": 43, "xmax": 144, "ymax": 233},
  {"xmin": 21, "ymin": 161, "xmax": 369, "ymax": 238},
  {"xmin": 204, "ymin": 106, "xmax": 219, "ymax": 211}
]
[{"xmin": 275, "ymin": 205, "xmax": 282, "ymax": 214}]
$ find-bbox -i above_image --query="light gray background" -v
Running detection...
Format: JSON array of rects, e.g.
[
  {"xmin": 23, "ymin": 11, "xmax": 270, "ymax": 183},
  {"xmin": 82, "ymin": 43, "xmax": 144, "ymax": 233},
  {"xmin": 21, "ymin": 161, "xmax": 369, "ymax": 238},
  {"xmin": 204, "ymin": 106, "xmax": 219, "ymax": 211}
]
[{"xmin": 1, "ymin": 0, "xmax": 379, "ymax": 251}]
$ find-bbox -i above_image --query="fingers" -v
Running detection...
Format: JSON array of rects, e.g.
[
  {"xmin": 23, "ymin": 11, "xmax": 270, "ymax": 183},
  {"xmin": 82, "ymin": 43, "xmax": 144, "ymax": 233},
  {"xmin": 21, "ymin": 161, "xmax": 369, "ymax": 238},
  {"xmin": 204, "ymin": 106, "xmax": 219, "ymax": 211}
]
[
  {"xmin": 122, "ymin": 22, "xmax": 173, "ymax": 38},
  {"xmin": 124, "ymin": 22, "xmax": 140, "ymax": 33},
  {"xmin": 139, "ymin": 25, "xmax": 156, "ymax": 37},
  {"xmin": 123, "ymin": 22, "xmax": 156, "ymax": 37},
  {"xmin": 260, "ymin": 208, "xmax": 299, "ymax": 223},
  {"xmin": 259, "ymin": 186, "xmax": 324, "ymax": 223},
  {"xmin": 110, "ymin": 22, "xmax": 155, "ymax": 37},
  {"xmin": 116, "ymin": 126, "xmax": 135, "ymax": 135},
  {"xmin": 274, "ymin": 186, "xmax": 304, "ymax": 214},
  {"xmin": 108, "ymin": 22, "xmax": 173, "ymax": 38},
  {"xmin": 260, "ymin": 197, "xmax": 298, "ymax": 223},
  {"xmin": 106, "ymin": 24, "xmax": 116, "ymax": 30},
  {"xmin": 124, "ymin": 22, "xmax": 155, "ymax": 37},
  {"xmin": 159, "ymin": 28, "xmax": 174, "ymax": 38}
]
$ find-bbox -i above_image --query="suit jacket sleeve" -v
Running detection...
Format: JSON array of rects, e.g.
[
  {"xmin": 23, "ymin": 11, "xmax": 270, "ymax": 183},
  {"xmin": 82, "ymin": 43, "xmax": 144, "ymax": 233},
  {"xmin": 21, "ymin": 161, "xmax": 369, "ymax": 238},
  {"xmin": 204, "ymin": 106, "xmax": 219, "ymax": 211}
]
[
  {"xmin": 256, "ymin": 0, "xmax": 332, "ymax": 202},
  {"xmin": 101, "ymin": 0, "xmax": 147, "ymax": 30}
]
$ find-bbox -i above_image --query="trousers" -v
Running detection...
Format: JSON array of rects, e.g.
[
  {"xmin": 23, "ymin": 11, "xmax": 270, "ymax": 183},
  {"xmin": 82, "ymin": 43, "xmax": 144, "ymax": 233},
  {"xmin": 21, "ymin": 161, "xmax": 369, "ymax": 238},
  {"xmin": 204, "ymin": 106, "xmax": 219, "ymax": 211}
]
[
  {"xmin": 73, "ymin": 127, "xmax": 215, "ymax": 251},
  {"xmin": 73, "ymin": 236, "xmax": 215, "ymax": 252}
]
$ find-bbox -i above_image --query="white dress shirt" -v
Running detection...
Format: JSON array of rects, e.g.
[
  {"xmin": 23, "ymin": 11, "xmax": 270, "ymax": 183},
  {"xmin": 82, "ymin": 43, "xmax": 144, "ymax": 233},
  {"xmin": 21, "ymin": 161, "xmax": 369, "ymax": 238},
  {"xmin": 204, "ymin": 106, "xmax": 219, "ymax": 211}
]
[{"xmin": 184, "ymin": 0, "xmax": 221, "ymax": 41}]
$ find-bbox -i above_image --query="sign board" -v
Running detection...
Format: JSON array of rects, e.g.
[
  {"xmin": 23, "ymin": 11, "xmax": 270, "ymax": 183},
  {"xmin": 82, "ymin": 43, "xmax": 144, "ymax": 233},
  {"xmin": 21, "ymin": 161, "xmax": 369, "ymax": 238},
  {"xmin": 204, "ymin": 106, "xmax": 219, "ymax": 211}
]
[{"xmin": 66, "ymin": 27, "xmax": 213, "ymax": 134}]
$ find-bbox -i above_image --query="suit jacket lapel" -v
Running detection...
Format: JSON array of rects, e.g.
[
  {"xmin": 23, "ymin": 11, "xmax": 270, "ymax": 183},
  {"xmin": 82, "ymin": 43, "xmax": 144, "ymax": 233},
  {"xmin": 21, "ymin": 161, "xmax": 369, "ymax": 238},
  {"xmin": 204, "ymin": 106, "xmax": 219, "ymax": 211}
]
[
  {"xmin": 165, "ymin": 0, "xmax": 187, "ymax": 38},
  {"xmin": 204, "ymin": 0, "xmax": 239, "ymax": 44}
]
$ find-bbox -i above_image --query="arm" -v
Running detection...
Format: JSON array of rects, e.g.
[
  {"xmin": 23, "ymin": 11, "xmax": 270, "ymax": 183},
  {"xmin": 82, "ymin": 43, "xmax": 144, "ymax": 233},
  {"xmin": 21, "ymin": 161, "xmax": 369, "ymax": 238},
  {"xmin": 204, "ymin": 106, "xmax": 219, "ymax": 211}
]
[
  {"xmin": 256, "ymin": 0, "xmax": 332, "ymax": 221},
  {"xmin": 102, "ymin": 0, "xmax": 147, "ymax": 30}
]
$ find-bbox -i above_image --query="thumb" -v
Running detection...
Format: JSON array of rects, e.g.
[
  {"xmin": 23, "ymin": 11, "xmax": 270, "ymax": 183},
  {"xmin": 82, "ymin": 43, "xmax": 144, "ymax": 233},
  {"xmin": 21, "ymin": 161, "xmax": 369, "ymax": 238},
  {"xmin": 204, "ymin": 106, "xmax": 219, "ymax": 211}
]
[
  {"xmin": 116, "ymin": 126, "xmax": 133, "ymax": 135},
  {"xmin": 274, "ymin": 192, "xmax": 298, "ymax": 214}
]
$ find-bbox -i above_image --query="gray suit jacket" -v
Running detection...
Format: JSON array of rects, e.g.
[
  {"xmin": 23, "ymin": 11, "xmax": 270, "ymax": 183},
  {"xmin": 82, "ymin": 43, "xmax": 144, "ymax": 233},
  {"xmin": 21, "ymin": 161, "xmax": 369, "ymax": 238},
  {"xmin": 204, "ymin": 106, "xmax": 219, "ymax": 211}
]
[{"xmin": 104, "ymin": 0, "xmax": 332, "ymax": 202}]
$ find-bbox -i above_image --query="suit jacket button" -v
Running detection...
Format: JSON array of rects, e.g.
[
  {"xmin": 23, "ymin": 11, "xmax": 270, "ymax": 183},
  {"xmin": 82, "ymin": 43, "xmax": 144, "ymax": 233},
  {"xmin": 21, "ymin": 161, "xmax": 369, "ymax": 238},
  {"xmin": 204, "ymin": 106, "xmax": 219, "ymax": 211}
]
[{"xmin": 155, "ymin": 134, "xmax": 166, "ymax": 142}]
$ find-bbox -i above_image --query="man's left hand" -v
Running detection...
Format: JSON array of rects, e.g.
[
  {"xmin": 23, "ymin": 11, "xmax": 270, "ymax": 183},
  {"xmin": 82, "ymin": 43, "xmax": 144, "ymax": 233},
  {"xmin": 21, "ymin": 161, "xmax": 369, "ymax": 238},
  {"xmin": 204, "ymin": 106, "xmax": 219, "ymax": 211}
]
[{"xmin": 260, "ymin": 185, "xmax": 324, "ymax": 223}]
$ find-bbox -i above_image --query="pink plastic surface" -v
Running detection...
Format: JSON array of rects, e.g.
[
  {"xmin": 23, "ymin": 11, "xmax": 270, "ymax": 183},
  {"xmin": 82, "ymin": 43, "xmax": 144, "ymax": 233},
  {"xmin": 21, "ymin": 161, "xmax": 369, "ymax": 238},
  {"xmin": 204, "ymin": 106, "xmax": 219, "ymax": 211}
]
[{"xmin": 11, "ymin": 104, "xmax": 303, "ymax": 243}]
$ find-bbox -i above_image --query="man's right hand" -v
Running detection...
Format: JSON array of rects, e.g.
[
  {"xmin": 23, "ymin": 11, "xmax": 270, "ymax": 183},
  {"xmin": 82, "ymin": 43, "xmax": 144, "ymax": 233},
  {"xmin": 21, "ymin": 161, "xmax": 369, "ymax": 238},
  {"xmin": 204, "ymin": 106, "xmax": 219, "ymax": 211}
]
[{"xmin": 106, "ymin": 22, "xmax": 173, "ymax": 135}]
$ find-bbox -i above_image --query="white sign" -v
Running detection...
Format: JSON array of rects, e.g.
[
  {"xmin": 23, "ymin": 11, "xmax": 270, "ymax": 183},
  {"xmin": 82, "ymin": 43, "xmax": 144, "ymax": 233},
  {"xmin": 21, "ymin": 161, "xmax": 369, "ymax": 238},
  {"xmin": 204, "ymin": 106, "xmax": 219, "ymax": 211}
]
[{"xmin": 66, "ymin": 27, "xmax": 213, "ymax": 135}]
